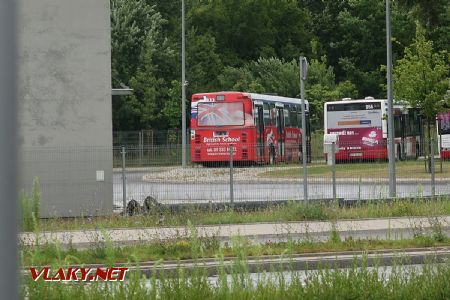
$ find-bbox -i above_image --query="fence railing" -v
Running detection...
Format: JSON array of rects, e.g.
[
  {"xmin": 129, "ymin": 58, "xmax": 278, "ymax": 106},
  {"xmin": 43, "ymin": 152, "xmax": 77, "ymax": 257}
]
[
  {"xmin": 20, "ymin": 140, "xmax": 450, "ymax": 217},
  {"xmin": 115, "ymin": 140, "xmax": 450, "ymax": 214}
]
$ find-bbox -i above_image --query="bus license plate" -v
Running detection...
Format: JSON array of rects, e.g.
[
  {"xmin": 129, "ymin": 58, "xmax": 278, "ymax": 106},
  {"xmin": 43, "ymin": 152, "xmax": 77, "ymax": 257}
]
[{"xmin": 349, "ymin": 153, "xmax": 362, "ymax": 157}]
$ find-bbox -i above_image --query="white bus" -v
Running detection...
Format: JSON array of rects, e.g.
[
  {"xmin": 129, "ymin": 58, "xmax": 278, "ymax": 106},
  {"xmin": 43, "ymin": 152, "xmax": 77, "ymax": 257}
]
[{"xmin": 324, "ymin": 97, "xmax": 422, "ymax": 162}]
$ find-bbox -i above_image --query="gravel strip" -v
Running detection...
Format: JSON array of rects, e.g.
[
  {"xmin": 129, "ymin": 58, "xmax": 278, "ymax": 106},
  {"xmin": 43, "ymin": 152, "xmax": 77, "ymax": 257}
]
[{"xmin": 142, "ymin": 166, "xmax": 301, "ymax": 183}]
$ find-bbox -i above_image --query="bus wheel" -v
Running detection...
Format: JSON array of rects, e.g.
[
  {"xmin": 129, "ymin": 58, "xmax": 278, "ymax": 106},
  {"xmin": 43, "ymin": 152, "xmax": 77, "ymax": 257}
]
[{"xmin": 269, "ymin": 146, "xmax": 275, "ymax": 165}]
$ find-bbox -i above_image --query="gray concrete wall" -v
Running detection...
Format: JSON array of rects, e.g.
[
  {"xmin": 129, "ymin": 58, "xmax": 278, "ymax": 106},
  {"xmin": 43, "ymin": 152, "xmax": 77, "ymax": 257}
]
[{"xmin": 17, "ymin": 0, "xmax": 113, "ymax": 217}]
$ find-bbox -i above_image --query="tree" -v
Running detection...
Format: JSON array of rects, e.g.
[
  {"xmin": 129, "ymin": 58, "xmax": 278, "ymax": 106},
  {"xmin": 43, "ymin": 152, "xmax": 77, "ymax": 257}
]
[
  {"xmin": 186, "ymin": 28, "xmax": 223, "ymax": 95},
  {"xmin": 305, "ymin": 57, "xmax": 358, "ymax": 129},
  {"xmin": 217, "ymin": 56, "xmax": 358, "ymax": 130},
  {"xmin": 162, "ymin": 80, "xmax": 182, "ymax": 128},
  {"xmin": 393, "ymin": 23, "xmax": 449, "ymax": 160},
  {"xmin": 111, "ymin": 0, "xmax": 160, "ymax": 85},
  {"xmin": 218, "ymin": 57, "xmax": 299, "ymax": 97},
  {"xmin": 111, "ymin": 0, "xmax": 176, "ymax": 130},
  {"xmin": 188, "ymin": 0, "xmax": 311, "ymax": 66},
  {"xmin": 394, "ymin": 23, "xmax": 449, "ymax": 123}
]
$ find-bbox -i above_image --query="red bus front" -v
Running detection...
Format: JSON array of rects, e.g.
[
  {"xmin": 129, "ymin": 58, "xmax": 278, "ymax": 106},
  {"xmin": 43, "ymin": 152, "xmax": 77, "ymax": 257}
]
[
  {"xmin": 191, "ymin": 92, "xmax": 307, "ymax": 164},
  {"xmin": 190, "ymin": 92, "xmax": 257, "ymax": 163}
]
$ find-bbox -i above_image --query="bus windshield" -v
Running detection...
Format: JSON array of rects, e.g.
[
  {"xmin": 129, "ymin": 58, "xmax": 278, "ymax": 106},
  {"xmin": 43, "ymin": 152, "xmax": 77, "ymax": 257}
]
[{"xmin": 197, "ymin": 102, "xmax": 245, "ymax": 126}]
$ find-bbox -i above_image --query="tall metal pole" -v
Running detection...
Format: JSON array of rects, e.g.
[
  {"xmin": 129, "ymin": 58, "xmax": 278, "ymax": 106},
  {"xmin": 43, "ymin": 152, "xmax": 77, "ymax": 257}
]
[
  {"xmin": 300, "ymin": 57, "xmax": 308, "ymax": 202},
  {"xmin": 431, "ymin": 138, "xmax": 435, "ymax": 197},
  {"xmin": 181, "ymin": 0, "xmax": 187, "ymax": 167},
  {"xmin": 386, "ymin": 0, "xmax": 396, "ymax": 197},
  {"xmin": 121, "ymin": 146, "xmax": 127, "ymax": 214},
  {"xmin": 229, "ymin": 145, "xmax": 234, "ymax": 208},
  {"xmin": 0, "ymin": 0, "xmax": 18, "ymax": 298}
]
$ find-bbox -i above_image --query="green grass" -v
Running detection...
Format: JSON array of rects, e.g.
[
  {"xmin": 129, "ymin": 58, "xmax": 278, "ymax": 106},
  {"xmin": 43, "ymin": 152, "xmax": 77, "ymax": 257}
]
[
  {"xmin": 23, "ymin": 209, "xmax": 450, "ymax": 299},
  {"xmin": 37, "ymin": 199, "xmax": 450, "ymax": 232},
  {"xmin": 24, "ymin": 263, "xmax": 450, "ymax": 299},
  {"xmin": 22, "ymin": 230, "xmax": 450, "ymax": 299},
  {"xmin": 259, "ymin": 160, "xmax": 450, "ymax": 179},
  {"xmin": 20, "ymin": 178, "xmax": 40, "ymax": 232},
  {"xmin": 21, "ymin": 234, "xmax": 449, "ymax": 267}
]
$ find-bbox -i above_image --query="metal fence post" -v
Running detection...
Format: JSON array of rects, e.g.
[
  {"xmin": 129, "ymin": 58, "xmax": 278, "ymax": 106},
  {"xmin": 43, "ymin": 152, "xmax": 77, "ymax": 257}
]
[
  {"xmin": 431, "ymin": 139, "xmax": 435, "ymax": 197},
  {"xmin": 139, "ymin": 130, "xmax": 143, "ymax": 166},
  {"xmin": 332, "ymin": 142, "xmax": 337, "ymax": 201},
  {"xmin": 121, "ymin": 145, "xmax": 127, "ymax": 213},
  {"xmin": 229, "ymin": 145, "xmax": 234, "ymax": 208}
]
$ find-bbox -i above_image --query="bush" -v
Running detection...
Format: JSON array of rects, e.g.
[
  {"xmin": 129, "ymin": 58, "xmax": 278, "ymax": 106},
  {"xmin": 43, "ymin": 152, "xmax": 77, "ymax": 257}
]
[{"xmin": 20, "ymin": 178, "xmax": 40, "ymax": 232}]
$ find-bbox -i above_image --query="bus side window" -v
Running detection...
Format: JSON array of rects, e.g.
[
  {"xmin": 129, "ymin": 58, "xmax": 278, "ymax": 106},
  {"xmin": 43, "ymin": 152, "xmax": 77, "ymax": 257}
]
[
  {"xmin": 263, "ymin": 103, "xmax": 270, "ymax": 126},
  {"xmin": 269, "ymin": 104, "xmax": 276, "ymax": 126},
  {"xmin": 284, "ymin": 107, "xmax": 290, "ymax": 127},
  {"xmin": 297, "ymin": 111, "xmax": 303, "ymax": 128},
  {"xmin": 289, "ymin": 106, "xmax": 298, "ymax": 127}
]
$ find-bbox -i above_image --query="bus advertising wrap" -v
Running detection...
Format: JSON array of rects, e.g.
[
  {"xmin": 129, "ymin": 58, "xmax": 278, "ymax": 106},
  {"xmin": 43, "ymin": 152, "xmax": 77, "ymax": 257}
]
[{"xmin": 327, "ymin": 127, "xmax": 384, "ymax": 152}]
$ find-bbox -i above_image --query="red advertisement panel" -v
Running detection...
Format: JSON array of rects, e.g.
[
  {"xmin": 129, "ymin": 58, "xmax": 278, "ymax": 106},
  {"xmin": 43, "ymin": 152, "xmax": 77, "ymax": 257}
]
[{"xmin": 328, "ymin": 127, "xmax": 386, "ymax": 159}]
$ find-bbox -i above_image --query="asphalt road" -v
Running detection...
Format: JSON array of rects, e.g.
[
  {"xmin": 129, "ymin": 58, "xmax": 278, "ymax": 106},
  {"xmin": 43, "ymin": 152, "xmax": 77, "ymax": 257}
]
[{"xmin": 113, "ymin": 171, "xmax": 450, "ymax": 207}]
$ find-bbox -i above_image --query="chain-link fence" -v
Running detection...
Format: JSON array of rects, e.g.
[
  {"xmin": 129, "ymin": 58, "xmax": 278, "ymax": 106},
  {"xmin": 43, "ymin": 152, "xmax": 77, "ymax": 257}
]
[
  {"xmin": 115, "ymin": 139, "xmax": 450, "ymax": 212},
  {"xmin": 20, "ymin": 138, "xmax": 450, "ymax": 217}
]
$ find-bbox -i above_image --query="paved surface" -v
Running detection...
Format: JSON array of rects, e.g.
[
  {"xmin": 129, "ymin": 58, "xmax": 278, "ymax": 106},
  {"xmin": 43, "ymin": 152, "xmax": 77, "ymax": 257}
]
[
  {"xmin": 114, "ymin": 171, "xmax": 450, "ymax": 207},
  {"xmin": 19, "ymin": 216, "xmax": 450, "ymax": 249}
]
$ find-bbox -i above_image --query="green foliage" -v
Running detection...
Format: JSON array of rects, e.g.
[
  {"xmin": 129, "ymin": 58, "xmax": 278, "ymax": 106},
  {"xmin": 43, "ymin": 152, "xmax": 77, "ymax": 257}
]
[
  {"xmin": 110, "ymin": 0, "xmax": 449, "ymax": 132},
  {"xmin": 394, "ymin": 23, "xmax": 450, "ymax": 122},
  {"xmin": 286, "ymin": 201, "xmax": 328, "ymax": 221},
  {"xmin": 217, "ymin": 56, "xmax": 357, "ymax": 129},
  {"xmin": 186, "ymin": 28, "xmax": 223, "ymax": 94},
  {"xmin": 111, "ymin": 0, "xmax": 176, "ymax": 130},
  {"xmin": 188, "ymin": 0, "xmax": 311, "ymax": 65},
  {"xmin": 20, "ymin": 178, "xmax": 40, "ymax": 232},
  {"xmin": 22, "ymin": 245, "xmax": 450, "ymax": 299},
  {"xmin": 306, "ymin": 57, "xmax": 358, "ymax": 129}
]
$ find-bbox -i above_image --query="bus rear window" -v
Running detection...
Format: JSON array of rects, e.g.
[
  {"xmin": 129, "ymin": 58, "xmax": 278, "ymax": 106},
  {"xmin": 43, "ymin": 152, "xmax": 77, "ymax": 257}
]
[{"xmin": 197, "ymin": 102, "xmax": 245, "ymax": 126}]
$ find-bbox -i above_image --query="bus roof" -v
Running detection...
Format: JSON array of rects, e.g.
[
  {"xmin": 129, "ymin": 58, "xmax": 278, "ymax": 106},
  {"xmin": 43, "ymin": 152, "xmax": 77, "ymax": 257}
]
[
  {"xmin": 325, "ymin": 99, "xmax": 387, "ymax": 105},
  {"xmin": 324, "ymin": 98, "xmax": 409, "ymax": 107},
  {"xmin": 192, "ymin": 91, "xmax": 308, "ymax": 106},
  {"xmin": 248, "ymin": 93, "xmax": 308, "ymax": 106}
]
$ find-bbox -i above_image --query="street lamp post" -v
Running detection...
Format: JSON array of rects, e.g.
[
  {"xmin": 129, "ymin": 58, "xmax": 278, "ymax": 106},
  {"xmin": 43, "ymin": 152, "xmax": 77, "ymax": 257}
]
[
  {"xmin": 386, "ymin": 0, "xmax": 396, "ymax": 197},
  {"xmin": 181, "ymin": 0, "xmax": 187, "ymax": 167},
  {"xmin": 299, "ymin": 56, "xmax": 308, "ymax": 203}
]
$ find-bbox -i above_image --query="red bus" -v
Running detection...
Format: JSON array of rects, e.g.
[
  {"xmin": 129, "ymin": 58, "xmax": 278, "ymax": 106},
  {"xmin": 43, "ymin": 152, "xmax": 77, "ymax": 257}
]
[
  {"xmin": 190, "ymin": 92, "xmax": 310, "ymax": 164},
  {"xmin": 324, "ymin": 97, "xmax": 422, "ymax": 162}
]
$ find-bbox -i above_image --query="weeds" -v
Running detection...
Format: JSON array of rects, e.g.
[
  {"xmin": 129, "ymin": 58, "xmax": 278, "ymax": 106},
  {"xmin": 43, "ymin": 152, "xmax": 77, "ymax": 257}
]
[
  {"xmin": 329, "ymin": 222, "xmax": 341, "ymax": 245},
  {"xmin": 20, "ymin": 177, "xmax": 41, "ymax": 232},
  {"xmin": 35, "ymin": 197, "xmax": 450, "ymax": 232},
  {"xmin": 22, "ymin": 250, "xmax": 450, "ymax": 299}
]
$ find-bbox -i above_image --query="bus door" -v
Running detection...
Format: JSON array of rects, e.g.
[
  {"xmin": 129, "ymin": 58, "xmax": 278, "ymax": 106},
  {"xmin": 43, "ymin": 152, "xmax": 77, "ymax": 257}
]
[
  {"xmin": 276, "ymin": 103, "xmax": 285, "ymax": 161},
  {"xmin": 255, "ymin": 104, "xmax": 264, "ymax": 162}
]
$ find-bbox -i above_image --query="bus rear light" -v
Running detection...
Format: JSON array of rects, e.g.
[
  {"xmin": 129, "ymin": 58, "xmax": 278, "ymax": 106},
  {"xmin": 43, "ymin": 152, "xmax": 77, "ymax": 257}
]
[
  {"xmin": 195, "ymin": 134, "xmax": 201, "ymax": 143},
  {"xmin": 242, "ymin": 133, "xmax": 247, "ymax": 143}
]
